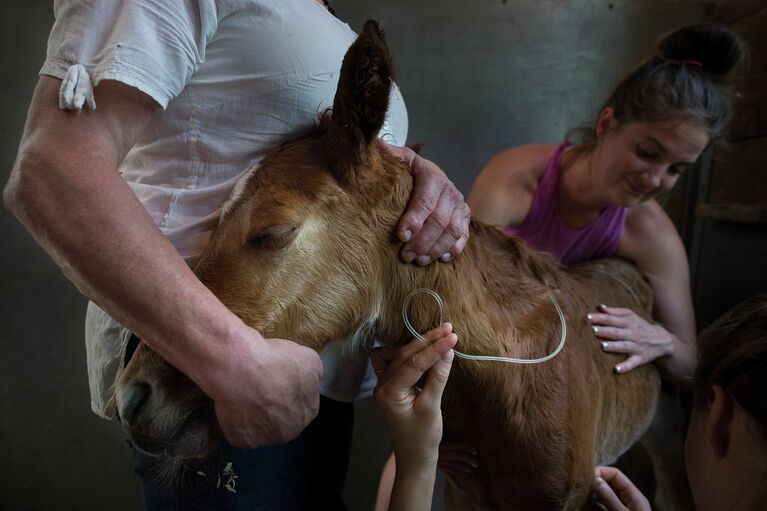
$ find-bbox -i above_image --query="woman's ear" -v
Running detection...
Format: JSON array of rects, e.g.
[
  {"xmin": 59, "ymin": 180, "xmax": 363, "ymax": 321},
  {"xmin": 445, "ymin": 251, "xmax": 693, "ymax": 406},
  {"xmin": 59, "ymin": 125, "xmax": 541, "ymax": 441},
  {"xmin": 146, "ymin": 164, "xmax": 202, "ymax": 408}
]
[
  {"xmin": 595, "ymin": 106, "xmax": 618, "ymax": 137},
  {"xmin": 706, "ymin": 384, "xmax": 734, "ymax": 459}
]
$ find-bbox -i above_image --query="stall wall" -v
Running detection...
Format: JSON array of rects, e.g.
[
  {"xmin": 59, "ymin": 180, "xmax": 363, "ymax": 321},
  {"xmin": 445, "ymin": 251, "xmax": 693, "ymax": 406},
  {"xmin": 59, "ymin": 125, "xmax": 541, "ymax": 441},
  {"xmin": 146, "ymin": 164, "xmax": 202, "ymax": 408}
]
[
  {"xmin": 688, "ymin": 0, "xmax": 767, "ymax": 328},
  {"xmin": 1, "ymin": 1, "xmax": 714, "ymax": 510}
]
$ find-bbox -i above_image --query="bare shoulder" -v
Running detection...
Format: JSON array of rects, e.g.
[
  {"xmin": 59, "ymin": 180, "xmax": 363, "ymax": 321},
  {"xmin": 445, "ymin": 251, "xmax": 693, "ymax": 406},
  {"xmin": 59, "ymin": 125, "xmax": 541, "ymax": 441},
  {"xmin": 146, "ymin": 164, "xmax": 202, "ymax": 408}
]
[
  {"xmin": 620, "ymin": 200, "xmax": 688, "ymax": 274},
  {"xmin": 482, "ymin": 144, "xmax": 557, "ymax": 190},
  {"xmin": 468, "ymin": 144, "xmax": 557, "ymax": 226}
]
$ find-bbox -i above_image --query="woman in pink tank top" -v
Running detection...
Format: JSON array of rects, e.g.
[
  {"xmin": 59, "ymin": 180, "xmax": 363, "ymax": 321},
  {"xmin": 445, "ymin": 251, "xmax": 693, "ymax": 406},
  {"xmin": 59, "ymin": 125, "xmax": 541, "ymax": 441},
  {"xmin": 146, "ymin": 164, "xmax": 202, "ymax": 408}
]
[{"xmin": 468, "ymin": 24, "xmax": 745, "ymax": 392}]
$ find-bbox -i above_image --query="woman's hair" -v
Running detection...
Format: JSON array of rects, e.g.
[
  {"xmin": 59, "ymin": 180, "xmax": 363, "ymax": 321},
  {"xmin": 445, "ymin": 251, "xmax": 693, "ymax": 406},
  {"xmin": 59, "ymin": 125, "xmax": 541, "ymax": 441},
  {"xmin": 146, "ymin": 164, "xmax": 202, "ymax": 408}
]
[
  {"xmin": 693, "ymin": 293, "xmax": 767, "ymax": 441},
  {"xmin": 571, "ymin": 24, "xmax": 747, "ymax": 148}
]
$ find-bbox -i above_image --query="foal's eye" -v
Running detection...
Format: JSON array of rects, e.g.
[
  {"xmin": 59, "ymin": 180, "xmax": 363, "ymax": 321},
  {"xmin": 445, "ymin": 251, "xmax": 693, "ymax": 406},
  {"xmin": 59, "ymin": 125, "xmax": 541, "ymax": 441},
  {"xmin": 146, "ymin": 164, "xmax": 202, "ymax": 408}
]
[{"xmin": 247, "ymin": 224, "xmax": 298, "ymax": 249}]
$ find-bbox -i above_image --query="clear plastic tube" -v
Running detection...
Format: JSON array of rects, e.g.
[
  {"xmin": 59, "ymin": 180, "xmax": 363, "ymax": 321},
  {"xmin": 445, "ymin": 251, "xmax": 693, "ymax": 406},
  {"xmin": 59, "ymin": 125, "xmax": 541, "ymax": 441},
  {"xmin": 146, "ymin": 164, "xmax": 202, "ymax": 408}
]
[{"xmin": 401, "ymin": 288, "xmax": 567, "ymax": 365}]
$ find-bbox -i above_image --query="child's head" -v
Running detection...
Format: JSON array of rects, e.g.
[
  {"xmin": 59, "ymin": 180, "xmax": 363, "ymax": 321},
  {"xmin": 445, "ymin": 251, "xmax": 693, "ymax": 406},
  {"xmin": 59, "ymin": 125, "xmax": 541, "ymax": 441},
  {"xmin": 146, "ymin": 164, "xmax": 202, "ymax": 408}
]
[{"xmin": 686, "ymin": 293, "xmax": 767, "ymax": 511}]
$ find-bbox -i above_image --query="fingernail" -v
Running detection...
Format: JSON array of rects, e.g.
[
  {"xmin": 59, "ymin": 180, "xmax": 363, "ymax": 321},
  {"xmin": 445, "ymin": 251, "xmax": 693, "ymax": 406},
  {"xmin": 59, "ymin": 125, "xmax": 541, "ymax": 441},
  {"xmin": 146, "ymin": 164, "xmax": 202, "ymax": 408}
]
[
  {"xmin": 441, "ymin": 252, "xmax": 452, "ymax": 262},
  {"xmin": 587, "ymin": 313, "xmax": 593, "ymax": 320},
  {"xmin": 442, "ymin": 349, "xmax": 454, "ymax": 362},
  {"xmin": 470, "ymin": 462, "xmax": 478, "ymax": 468},
  {"xmin": 592, "ymin": 326, "xmax": 599, "ymax": 334},
  {"xmin": 401, "ymin": 229, "xmax": 413, "ymax": 242},
  {"xmin": 402, "ymin": 250, "xmax": 416, "ymax": 263},
  {"xmin": 598, "ymin": 304, "xmax": 607, "ymax": 310},
  {"xmin": 601, "ymin": 341, "xmax": 608, "ymax": 350},
  {"xmin": 614, "ymin": 365, "xmax": 622, "ymax": 374},
  {"xmin": 417, "ymin": 255, "xmax": 432, "ymax": 265}
]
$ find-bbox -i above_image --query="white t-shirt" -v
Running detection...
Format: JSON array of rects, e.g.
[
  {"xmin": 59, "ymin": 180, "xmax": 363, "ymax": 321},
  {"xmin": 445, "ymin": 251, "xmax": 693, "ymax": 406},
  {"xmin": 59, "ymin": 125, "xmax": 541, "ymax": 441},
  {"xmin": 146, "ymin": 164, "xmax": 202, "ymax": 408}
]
[{"xmin": 41, "ymin": 0, "xmax": 408, "ymax": 418}]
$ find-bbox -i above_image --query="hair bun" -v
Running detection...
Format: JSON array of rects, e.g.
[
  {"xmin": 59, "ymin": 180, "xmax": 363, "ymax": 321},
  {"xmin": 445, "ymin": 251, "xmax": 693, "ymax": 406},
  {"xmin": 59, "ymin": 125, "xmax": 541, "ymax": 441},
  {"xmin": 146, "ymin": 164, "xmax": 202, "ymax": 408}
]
[{"xmin": 658, "ymin": 24, "xmax": 746, "ymax": 78}]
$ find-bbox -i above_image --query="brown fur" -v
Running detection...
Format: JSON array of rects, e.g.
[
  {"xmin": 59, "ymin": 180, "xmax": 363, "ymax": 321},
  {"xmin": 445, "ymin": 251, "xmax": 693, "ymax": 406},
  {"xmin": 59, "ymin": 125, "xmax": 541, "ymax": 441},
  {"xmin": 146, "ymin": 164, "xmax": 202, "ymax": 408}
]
[{"xmin": 116, "ymin": 21, "xmax": 661, "ymax": 509}]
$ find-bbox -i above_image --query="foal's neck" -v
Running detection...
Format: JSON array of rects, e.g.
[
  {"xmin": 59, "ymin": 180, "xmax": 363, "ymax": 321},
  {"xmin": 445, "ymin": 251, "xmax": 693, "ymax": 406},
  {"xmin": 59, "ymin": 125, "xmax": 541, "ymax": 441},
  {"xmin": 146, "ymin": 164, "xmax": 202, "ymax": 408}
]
[{"xmin": 380, "ymin": 222, "xmax": 561, "ymax": 356}]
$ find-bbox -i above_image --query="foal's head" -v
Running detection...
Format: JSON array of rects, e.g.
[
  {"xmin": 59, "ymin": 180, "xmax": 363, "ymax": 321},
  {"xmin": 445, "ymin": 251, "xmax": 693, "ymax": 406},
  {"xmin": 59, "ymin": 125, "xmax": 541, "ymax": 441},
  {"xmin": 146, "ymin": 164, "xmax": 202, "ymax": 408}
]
[{"xmin": 116, "ymin": 20, "xmax": 413, "ymax": 458}]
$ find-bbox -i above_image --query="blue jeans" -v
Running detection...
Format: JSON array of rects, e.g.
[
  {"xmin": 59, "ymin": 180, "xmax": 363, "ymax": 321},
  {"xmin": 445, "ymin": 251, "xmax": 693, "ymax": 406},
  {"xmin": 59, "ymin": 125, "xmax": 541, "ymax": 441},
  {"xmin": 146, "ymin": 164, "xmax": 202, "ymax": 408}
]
[{"xmin": 129, "ymin": 396, "xmax": 353, "ymax": 511}]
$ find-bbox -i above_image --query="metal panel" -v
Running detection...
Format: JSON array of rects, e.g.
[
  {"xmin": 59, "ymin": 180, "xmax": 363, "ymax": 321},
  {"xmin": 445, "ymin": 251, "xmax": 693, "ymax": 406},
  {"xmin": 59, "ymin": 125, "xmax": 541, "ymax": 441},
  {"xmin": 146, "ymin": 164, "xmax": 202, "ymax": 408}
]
[{"xmin": 333, "ymin": 0, "xmax": 713, "ymax": 194}]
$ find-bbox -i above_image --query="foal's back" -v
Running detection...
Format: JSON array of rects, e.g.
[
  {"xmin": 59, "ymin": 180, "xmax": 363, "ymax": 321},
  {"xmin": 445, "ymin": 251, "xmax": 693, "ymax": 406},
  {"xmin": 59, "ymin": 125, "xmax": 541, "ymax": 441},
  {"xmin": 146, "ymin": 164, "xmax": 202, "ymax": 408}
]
[{"xmin": 440, "ymin": 256, "xmax": 660, "ymax": 510}]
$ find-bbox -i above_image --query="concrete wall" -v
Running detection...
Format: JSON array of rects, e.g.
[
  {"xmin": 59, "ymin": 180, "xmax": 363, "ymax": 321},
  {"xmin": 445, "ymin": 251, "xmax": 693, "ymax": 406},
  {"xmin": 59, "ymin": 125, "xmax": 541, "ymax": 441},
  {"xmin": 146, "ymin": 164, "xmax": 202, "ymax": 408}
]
[{"xmin": 1, "ymin": 1, "xmax": 712, "ymax": 510}]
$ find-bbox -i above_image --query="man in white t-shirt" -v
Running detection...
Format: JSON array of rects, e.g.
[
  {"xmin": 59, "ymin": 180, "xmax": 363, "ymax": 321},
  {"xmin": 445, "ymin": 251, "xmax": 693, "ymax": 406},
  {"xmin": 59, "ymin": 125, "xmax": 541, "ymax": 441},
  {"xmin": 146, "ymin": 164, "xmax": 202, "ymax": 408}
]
[{"xmin": 4, "ymin": 0, "xmax": 470, "ymax": 508}]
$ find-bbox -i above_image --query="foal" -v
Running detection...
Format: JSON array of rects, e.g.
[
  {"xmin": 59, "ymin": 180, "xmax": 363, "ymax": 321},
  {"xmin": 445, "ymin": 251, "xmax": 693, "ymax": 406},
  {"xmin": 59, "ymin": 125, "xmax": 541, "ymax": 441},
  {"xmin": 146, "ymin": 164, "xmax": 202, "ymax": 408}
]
[{"xmin": 117, "ymin": 21, "xmax": 661, "ymax": 509}]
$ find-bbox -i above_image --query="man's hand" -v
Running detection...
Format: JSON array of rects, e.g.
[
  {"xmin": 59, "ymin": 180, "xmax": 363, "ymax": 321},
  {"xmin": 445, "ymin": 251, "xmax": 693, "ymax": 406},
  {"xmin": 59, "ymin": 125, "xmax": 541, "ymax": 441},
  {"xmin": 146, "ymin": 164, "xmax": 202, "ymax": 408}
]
[
  {"xmin": 377, "ymin": 140, "xmax": 470, "ymax": 265},
  {"xmin": 212, "ymin": 328, "xmax": 323, "ymax": 448}
]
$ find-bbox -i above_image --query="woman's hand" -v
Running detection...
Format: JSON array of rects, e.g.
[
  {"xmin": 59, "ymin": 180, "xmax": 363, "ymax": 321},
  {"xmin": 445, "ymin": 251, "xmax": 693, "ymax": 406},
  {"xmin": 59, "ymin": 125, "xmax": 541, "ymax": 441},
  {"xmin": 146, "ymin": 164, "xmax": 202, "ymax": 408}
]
[
  {"xmin": 437, "ymin": 440, "xmax": 479, "ymax": 476},
  {"xmin": 593, "ymin": 466, "xmax": 650, "ymax": 511},
  {"xmin": 588, "ymin": 304, "xmax": 674, "ymax": 374},
  {"xmin": 371, "ymin": 323, "xmax": 457, "ymax": 466},
  {"xmin": 376, "ymin": 140, "xmax": 471, "ymax": 265}
]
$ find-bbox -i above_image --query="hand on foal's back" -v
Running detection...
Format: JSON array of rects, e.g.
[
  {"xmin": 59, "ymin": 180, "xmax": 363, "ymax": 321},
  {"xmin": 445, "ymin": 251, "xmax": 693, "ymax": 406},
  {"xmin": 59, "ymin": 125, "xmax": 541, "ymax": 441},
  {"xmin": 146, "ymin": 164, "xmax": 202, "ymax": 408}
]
[
  {"xmin": 210, "ymin": 327, "xmax": 322, "ymax": 448},
  {"xmin": 376, "ymin": 140, "xmax": 471, "ymax": 265},
  {"xmin": 589, "ymin": 305, "xmax": 674, "ymax": 374}
]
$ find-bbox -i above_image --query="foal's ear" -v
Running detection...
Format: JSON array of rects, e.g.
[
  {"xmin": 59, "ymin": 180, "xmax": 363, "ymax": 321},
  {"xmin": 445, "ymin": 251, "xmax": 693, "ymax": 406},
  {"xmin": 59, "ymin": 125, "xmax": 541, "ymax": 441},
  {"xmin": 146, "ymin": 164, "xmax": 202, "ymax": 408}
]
[{"xmin": 324, "ymin": 20, "xmax": 393, "ymax": 184}]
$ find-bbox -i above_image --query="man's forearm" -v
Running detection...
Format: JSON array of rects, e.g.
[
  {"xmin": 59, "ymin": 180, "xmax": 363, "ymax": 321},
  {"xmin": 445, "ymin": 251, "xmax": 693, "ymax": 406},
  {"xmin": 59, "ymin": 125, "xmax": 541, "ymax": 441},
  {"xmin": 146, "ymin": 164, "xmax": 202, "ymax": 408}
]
[{"xmin": 5, "ymin": 146, "xmax": 242, "ymax": 394}]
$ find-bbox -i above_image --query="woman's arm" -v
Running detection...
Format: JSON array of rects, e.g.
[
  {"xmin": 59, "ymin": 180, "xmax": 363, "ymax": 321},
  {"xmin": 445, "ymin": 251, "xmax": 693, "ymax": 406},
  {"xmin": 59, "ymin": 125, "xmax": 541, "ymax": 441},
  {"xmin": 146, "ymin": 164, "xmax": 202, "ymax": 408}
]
[
  {"xmin": 592, "ymin": 199, "xmax": 696, "ymax": 386},
  {"xmin": 467, "ymin": 144, "xmax": 554, "ymax": 227}
]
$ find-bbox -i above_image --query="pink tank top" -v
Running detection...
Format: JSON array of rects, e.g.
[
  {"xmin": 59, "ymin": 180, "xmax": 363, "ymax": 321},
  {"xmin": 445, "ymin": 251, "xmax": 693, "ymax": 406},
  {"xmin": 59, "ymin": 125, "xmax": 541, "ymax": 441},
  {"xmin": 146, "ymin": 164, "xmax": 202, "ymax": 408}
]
[{"xmin": 503, "ymin": 143, "xmax": 626, "ymax": 266}]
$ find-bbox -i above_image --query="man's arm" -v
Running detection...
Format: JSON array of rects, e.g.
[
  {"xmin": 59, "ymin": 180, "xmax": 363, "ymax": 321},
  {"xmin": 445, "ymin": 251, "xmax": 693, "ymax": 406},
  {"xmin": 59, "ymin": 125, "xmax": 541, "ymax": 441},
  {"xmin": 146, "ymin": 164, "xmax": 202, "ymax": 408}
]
[{"xmin": 4, "ymin": 76, "xmax": 322, "ymax": 446}]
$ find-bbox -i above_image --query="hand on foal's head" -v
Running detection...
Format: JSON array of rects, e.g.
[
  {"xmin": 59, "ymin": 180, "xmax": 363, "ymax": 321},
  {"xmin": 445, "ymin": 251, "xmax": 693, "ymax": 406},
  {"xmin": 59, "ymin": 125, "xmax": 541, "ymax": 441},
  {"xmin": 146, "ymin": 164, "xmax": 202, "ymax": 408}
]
[
  {"xmin": 376, "ymin": 140, "xmax": 470, "ymax": 265},
  {"xmin": 212, "ymin": 329, "xmax": 323, "ymax": 449}
]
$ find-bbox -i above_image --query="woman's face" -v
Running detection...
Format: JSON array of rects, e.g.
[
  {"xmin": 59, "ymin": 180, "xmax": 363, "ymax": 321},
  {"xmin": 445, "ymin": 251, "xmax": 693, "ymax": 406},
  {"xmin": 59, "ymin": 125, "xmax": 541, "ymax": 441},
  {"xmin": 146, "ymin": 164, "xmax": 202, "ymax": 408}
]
[{"xmin": 592, "ymin": 110, "xmax": 710, "ymax": 207}]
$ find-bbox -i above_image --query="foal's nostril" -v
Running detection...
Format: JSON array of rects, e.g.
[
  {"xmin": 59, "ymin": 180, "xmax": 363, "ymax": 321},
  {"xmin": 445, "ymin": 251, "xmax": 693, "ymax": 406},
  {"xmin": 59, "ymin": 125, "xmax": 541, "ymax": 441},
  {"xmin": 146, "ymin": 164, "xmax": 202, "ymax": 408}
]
[{"xmin": 121, "ymin": 382, "xmax": 151, "ymax": 426}]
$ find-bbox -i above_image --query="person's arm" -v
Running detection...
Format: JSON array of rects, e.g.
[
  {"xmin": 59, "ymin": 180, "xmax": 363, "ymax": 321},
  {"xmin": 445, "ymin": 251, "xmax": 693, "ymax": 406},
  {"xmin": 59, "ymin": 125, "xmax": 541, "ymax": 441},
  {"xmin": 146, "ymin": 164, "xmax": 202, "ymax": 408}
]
[
  {"xmin": 591, "ymin": 199, "xmax": 696, "ymax": 386},
  {"xmin": 371, "ymin": 324, "xmax": 457, "ymax": 511},
  {"xmin": 4, "ymin": 76, "xmax": 323, "ymax": 446},
  {"xmin": 467, "ymin": 144, "xmax": 554, "ymax": 227}
]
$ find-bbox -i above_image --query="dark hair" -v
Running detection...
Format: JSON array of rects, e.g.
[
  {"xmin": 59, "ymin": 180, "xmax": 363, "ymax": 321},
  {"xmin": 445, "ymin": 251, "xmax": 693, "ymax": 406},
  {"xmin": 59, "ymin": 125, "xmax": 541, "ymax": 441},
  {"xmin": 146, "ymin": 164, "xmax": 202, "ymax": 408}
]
[
  {"xmin": 693, "ymin": 293, "xmax": 767, "ymax": 441},
  {"xmin": 571, "ymin": 24, "xmax": 747, "ymax": 148}
]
